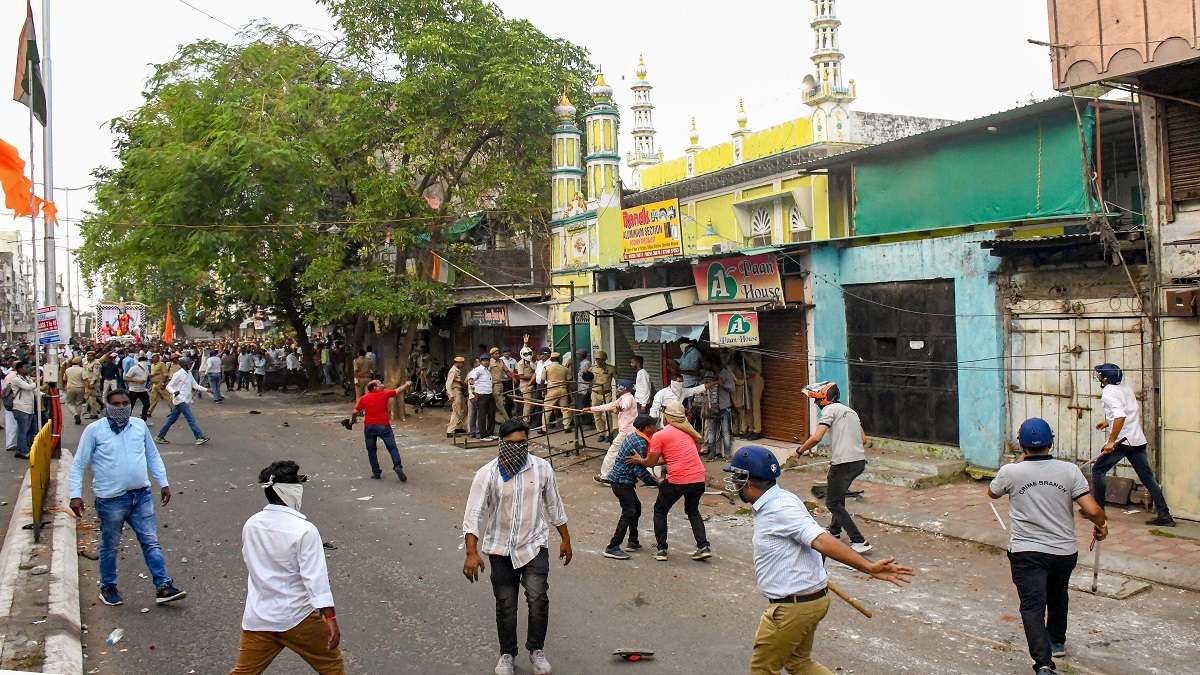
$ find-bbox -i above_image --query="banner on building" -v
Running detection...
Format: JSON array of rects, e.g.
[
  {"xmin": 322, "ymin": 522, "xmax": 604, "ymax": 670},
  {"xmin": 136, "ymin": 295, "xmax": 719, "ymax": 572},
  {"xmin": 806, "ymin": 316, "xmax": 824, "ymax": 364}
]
[
  {"xmin": 95, "ymin": 302, "xmax": 147, "ymax": 342},
  {"xmin": 463, "ymin": 305, "xmax": 508, "ymax": 327},
  {"xmin": 35, "ymin": 305, "xmax": 60, "ymax": 345},
  {"xmin": 692, "ymin": 253, "xmax": 784, "ymax": 304},
  {"xmin": 709, "ymin": 310, "xmax": 760, "ymax": 347},
  {"xmin": 621, "ymin": 198, "xmax": 682, "ymax": 262}
]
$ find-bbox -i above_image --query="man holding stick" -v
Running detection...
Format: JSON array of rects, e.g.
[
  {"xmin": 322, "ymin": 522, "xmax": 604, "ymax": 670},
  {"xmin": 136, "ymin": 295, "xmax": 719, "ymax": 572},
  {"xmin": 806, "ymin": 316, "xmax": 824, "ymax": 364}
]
[
  {"xmin": 723, "ymin": 445, "xmax": 914, "ymax": 675},
  {"xmin": 988, "ymin": 418, "xmax": 1108, "ymax": 675}
]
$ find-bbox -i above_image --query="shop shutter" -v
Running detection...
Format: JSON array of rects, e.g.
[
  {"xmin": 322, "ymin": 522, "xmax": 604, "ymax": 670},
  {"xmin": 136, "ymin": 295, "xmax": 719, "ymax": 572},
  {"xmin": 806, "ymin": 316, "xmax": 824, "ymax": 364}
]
[
  {"xmin": 611, "ymin": 316, "xmax": 637, "ymax": 381},
  {"xmin": 634, "ymin": 342, "xmax": 664, "ymax": 393},
  {"xmin": 1165, "ymin": 100, "xmax": 1200, "ymax": 201},
  {"xmin": 760, "ymin": 308, "xmax": 809, "ymax": 442}
]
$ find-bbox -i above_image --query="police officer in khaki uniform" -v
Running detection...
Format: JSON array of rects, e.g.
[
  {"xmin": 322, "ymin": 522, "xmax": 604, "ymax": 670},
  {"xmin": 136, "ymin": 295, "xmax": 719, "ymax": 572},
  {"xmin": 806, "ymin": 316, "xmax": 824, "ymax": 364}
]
[
  {"xmin": 515, "ymin": 346, "xmax": 537, "ymax": 422},
  {"xmin": 589, "ymin": 351, "xmax": 617, "ymax": 441},
  {"xmin": 445, "ymin": 356, "xmax": 468, "ymax": 437},
  {"xmin": 82, "ymin": 350, "xmax": 102, "ymax": 419},
  {"xmin": 743, "ymin": 350, "xmax": 765, "ymax": 440},
  {"xmin": 541, "ymin": 352, "xmax": 572, "ymax": 433},
  {"xmin": 488, "ymin": 347, "xmax": 510, "ymax": 423}
]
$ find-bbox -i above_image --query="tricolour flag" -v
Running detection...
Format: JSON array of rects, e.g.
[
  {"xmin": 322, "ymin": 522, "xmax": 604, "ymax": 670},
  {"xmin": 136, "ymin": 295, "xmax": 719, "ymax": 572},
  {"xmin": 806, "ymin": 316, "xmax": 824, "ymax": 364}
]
[{"xmin": 13, "ymin": 1, "xmax": 45, "ymax": 126}]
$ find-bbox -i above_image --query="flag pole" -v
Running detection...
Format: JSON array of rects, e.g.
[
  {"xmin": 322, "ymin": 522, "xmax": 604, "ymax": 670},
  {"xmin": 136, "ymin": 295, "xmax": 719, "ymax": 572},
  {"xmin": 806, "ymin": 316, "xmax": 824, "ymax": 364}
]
[
  {"xmin": 27, "ymin": 53, "xmax": 42, "ymax": 425},
  {"xmin": 40, "ymin": 0, "xmax": 57, "ymax": 381}
]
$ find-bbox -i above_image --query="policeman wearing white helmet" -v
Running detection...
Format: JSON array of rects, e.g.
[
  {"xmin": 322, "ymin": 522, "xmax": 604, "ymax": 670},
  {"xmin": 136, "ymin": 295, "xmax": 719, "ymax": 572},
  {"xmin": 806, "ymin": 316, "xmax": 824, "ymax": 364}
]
[
  {"xmin": 1091, "ymin": 363, "xmax": 1175, "ymax": 527},
  {"xmin": 724, "ymin": 445, "xmax": 913, "ymax": 675}
]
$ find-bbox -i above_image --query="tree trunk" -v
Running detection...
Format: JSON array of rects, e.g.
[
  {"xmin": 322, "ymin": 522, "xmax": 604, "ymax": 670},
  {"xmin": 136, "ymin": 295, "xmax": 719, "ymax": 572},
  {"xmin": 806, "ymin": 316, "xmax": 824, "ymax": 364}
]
[
  {"xmin": 379, "ymin": 320, "xmax": 418, "ymax": 421},
  {"xmin": 276, "ymin": 273, "xmax": 319, "ymax": 388}
]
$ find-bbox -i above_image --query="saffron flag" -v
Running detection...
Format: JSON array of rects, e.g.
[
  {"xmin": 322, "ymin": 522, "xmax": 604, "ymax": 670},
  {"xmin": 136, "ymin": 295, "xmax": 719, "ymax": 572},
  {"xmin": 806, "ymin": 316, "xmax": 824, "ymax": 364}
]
[
  {"xmin": 162, "ymin": 302, "xmax": 175, "ymax": 345},
  {"xmin": 430, "ymin": 252, "xmax": 454, "ymax": 284},
  {"xmin": 0, "ymin": 138, "xmax": 55, "ymax": 220},
  {"xmin": 13, "ymin": 1, "xmax": 45, "ymax": 126}
]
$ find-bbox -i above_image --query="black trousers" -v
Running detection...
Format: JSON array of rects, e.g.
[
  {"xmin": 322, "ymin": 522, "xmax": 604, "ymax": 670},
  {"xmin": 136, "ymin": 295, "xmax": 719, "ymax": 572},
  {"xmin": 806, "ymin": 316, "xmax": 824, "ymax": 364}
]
[
  {"xmin": 489, "ymin": 547, "xmax": 549, "ymax": 657},
  {"xmin": 653, "ymin": 481, "xmax": 708, "ymax": 551},
  {"xmin": 473, "ymin": 394, "xmax": 495, "ymax": 437},
  {"xmin": 128, "ymin": 391, "xmax": 150, "ymax": 419},
  {"xmin": 609, "ymin": 483, "xmax": 642, "ymax": 548},
  {"xmin": 826, "ymin": 460, "xmax": 866, "ymax": 543},
  {"xmin": 1008, "ymin": 550, "xmax": 1077, "ymax": 673}
]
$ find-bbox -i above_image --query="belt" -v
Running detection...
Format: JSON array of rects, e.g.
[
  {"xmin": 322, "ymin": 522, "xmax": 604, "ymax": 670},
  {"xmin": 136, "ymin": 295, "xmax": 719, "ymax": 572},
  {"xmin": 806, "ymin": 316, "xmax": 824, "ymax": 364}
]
[{"xmin": 768, "ymin": 587, "xmax": 827, "ymax": 603}]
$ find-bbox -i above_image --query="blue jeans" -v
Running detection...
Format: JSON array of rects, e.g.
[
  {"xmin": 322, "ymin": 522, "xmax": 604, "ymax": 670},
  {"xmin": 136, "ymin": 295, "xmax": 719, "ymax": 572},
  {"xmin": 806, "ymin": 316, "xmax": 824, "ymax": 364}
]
[
  {"xmin": 364, "ymin": 424, "xmax": 402, "ymax": 475},
  {"xmin": 96, "ymin": 487, "xmax": 171, "ymax": 588},
  {"xmin": 703, "ymin": 409, "xmax": 732, "ymax": 458},
  {"xmin": 158, "ymin": 403, "xmax": 204, "ymax": 440},
  {"xmin": 13, "ymin": 409, "xmax": 35, "ymax": 457},
  {"xmin": 207, "ymin": 373, "xmax": 223, "ymax": 401},
  {"xmin": 1092, "ymin": 443, "xmax": 1172, "ymax": 517}
]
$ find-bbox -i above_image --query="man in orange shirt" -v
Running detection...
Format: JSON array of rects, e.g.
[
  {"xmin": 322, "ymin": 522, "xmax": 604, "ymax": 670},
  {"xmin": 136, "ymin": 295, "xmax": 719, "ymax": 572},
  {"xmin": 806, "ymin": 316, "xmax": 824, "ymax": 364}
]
[{"xmin": 350, "ymin": 380, "xmax": 411, "ymax": 482}]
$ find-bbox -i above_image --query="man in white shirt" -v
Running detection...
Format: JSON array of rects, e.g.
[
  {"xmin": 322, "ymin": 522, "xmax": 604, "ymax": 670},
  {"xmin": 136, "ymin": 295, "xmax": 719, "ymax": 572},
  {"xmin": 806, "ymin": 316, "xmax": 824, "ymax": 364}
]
[
  {"xmin": 630, "ymin": 355, "xmax": 651, "ymax": 414},
  {"xmin": 123, "ymin": 354, "xmax": 153, "ymax": 420},
  {"xmin": 1091, "ymin": 363, "xmax": 1174, "ymax": 527},
  {"xmin": 202, "ymin": 350, "xmax": 225, "ymax": 403},
  {"xmin": 723, "ymin": 445, "xmax": 913, "ymax": 675},
  {"xmin": 237, "ymin": 348, "xmax": 255, "ymax": 391},
  {"xmin": 468, "ymin": 354, "xmax": 496, "ymax": 440},
  {"xmin": 648, "ymin": 373, "xmax": 710, "ymax": 422},
  {"xmin": 532, "ymin": 348, "xmax": 550, "ymax": 428},
  {"xmin": 155, "ymin": 357, "xmax": 211, "ymax": 445},
  {"xmin": 462, "ymin": 420, "xmax": 571, "ymax": 675},
  {"xmin": 232, "ymin": 460, "xmax": 343, "ymax": 674}
]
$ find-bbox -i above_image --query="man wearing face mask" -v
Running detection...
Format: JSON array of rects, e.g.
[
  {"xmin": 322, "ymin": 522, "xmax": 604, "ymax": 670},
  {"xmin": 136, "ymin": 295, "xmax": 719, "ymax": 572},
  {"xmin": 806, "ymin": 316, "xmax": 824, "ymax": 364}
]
[
  {"xmin": 723, "ymin": 445, "xmax": 914, "ymax": 674},
  {"xmin": 515, "ymin": 347, "xmax": 537, "ymax": 423},
  {"xmin": 231, "ymin": 460, "xmax": 343, "ymax": 674},
  {"xmin": 69, "ymin": 389, "xmax": 187, "ymax": 607},
  {"xmin": 462, "ymin": 420, "xmax": 571, "ymax": 675},
  {"xmin": 649, "ymin": 372, "xmax": 711, "ymax": 423}
]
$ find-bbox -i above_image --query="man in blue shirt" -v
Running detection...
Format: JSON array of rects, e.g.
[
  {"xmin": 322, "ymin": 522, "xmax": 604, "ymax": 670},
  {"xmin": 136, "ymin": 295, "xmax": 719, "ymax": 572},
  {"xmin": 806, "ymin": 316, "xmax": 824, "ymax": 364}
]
[
  {"xmin": 602, "ymin": 415, "xmax": 659, "ymax": 560},
  {"xmin": 724, "ymin": 446, "xmax": 913, "ymax": 675},
  {"xmin": 69, "ymin": 389, "xmax": 187, "ymax": 608}
]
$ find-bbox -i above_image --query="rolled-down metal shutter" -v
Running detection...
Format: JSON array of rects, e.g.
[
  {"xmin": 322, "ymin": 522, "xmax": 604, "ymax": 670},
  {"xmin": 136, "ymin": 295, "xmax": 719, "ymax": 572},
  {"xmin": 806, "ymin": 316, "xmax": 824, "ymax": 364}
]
[
  {"xmin": 759, "ymin": 308, "xmax": 809, "ymax": 442},
  {"xmin": 1165, "ymin": 100, "xmax": 1200, "ymax": 201},
  {"xmin": 634, "ymin": 342, "xmax": 663, "ymax": 393},
  {"xmin": 611, "ymin": 315, "xmax": 637, "ymax": 382}
]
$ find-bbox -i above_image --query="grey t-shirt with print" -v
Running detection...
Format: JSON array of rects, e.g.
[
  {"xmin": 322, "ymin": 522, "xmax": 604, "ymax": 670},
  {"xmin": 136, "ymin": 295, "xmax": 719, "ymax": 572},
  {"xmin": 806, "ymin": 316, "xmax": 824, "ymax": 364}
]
[
  {"xmin": 989, "ymin": 456, "xmax": 1089, "ymax": 555},
  {"xmin": 818, "ymin": 402, "xmax": 866, "ymax": 465}
]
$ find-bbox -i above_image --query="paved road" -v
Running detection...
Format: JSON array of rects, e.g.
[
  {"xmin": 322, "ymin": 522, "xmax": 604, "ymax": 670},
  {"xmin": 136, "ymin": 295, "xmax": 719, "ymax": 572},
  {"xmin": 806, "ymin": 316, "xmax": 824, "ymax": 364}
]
[{"xmin": 66, "ymin": 389, "xmax": 1200, "ymax": 674}]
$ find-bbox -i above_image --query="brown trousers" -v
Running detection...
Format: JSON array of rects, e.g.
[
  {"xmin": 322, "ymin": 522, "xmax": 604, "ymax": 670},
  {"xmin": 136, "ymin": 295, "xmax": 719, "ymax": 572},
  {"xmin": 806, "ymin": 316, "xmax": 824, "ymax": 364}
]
[
  {"xmin": 230, "ymin": 612, "xmax": 344, "ymax": 675},
  {"xmin": 147, "ymin": 385, "xmax": 173, "ymax": 415},
  {"xmin": 749, "ymin": 596, "xmax": 832, "ymax": 675}
]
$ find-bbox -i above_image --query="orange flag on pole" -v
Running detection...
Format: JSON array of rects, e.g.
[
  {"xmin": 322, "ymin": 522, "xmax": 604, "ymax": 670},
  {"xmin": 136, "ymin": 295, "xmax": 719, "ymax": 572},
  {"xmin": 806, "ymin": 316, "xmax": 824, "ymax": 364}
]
[
  {"xmin": 0, "ymin": 138, "xmax": 54, "ymax": 220},
  {"xmin": 162, "ymin": 303, "xmax": 175, "ymax": 345}
]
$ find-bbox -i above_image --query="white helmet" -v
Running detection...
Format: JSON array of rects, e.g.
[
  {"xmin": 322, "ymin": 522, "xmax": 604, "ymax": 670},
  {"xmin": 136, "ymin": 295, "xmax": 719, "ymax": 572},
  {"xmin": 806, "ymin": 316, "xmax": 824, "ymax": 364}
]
[{"xmin": 520, "ymin": 347, "xmax": 533, "ymax": 360}]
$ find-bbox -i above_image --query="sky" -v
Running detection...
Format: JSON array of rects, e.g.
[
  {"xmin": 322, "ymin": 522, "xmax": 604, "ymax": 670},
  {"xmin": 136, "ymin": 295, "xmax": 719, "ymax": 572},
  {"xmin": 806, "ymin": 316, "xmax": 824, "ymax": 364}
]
[{"xmin": 0, "ymin": 0, "xmax": 1058, "ymax": 309}]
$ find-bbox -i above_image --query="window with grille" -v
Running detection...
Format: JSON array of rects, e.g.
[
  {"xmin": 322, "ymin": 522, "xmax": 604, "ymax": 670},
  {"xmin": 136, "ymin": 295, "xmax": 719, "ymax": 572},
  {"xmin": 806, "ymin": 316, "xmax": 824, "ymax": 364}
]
[{"xmin": 746, "ymin": 207, "xmax": 773, "ymax": 247}]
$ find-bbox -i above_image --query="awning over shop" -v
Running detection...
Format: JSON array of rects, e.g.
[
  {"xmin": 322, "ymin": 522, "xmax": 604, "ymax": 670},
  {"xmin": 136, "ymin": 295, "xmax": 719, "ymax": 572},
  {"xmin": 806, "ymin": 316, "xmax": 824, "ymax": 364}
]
[
  {"xmin": 563, "ymin": 286, "xmax": 689, "ymax": 314},
  {"xmin": 634, "ymin": 301, "xmax": 768, "ymax": 343}
]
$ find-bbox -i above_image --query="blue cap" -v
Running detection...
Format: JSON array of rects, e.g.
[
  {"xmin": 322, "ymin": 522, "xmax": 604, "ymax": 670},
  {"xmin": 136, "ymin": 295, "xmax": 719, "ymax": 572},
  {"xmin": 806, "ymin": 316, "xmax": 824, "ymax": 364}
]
[
  {"xmin": 478, "ymin": 353, "xmax": 491, "ymax": 361},
  {"xmin": 616, "ymin": 378, "xmax": 634, "ymax": 391},
  {"xmin": 1017, "ymin": 417, "xmax": 1054, "ymax": 451},
  {"xmin": 723, "ymin": 445, "xmax": 781, "ymax": 481}
]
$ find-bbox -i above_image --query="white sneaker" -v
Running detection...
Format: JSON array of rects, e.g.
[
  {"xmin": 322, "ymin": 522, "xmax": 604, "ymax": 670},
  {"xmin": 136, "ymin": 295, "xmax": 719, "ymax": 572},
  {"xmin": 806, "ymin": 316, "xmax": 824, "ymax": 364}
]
[
  {"xmin": 530, "ymin": 649, "xmax": 552, "ymax": 675},
  {"xmin": 851, "ymin": 541, "xmax": 873, "ymax": 554},
  {"xmin": 494, "ymin": 653, "xmax": 515, "ymax": 675}
]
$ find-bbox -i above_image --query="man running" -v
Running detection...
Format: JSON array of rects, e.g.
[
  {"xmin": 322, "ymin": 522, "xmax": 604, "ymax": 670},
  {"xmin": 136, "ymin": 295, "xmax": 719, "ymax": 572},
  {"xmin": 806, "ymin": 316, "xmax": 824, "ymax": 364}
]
[
  {"xmin": 462, "ymin": 420, "xmax": 570, "ymax": 675},
  {"xmin": 989, "ymin": 418, "xmax": 1108, "ymax": 675},
  {"xmin": 602, "ymin": 415, "xmax": 659, "ymax": 560},
  {"xmin": 156, "ymin": 357, "xmax": 211, "ymax": 445},
  {"xmin": 231, "ymin": 460, "xmax": 343, "ymax": 674},
  {"xmin": 794, "ymin": 381, "xmax": 873, "ymax": 553},
  {"xmin": 723, "ymin": 445, "xmax": 913, "ymax": 675},
  {"xmin": 350, "ymin": 380, "xmax": 410, "ymax": 482},
  {"xmin": 1091, "ymin": 363, "xmax": 1175, "ymax": 527}
]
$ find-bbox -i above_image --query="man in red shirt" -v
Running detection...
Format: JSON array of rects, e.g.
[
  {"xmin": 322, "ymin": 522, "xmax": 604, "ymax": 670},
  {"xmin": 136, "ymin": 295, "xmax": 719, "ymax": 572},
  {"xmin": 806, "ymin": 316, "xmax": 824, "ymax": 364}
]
[
  {"xmin": 626, "ymin": 401, "xmax": 711, "ymax": 562},
  {"xmin": 351, "ymin": 380, "xmax": 411, "ymax": 482}
]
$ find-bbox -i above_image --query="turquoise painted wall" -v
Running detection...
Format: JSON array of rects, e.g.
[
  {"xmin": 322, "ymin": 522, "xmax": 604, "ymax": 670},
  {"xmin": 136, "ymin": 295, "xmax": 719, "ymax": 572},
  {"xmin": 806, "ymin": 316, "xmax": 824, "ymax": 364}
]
[{"xmin": 811, "ymin": 231, "xmax": 1006, "ymax": 468}]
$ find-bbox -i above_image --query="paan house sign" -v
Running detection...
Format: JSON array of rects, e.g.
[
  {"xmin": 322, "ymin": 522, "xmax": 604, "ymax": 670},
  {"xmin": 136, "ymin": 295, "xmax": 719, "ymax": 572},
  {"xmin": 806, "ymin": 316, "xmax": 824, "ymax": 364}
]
[
  {"xmin": 709, "ymin": 310, "xmax": 760, "ymax": 347},
  {"xmin": 463, "ymin": 305, "xmax": 508, "ymax": 327},
  {"xmin": 621, "ymin": 197, "xmax": 682, "ymax": 262},
  {"xmin": 693, "ymin": 253, "xmax": 784, "ymax": 304}
]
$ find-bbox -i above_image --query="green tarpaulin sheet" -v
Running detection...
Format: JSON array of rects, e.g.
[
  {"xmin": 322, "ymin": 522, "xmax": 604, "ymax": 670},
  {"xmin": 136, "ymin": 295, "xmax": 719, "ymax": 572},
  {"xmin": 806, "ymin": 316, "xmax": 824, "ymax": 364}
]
[{"xmin": 853, "ymin": 108, "xmax": 1096, "ymax": 236}]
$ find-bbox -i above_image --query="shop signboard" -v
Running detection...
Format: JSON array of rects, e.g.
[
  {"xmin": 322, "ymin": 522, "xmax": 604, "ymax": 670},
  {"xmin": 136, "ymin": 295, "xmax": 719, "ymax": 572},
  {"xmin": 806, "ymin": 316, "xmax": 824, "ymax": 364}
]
[
  {"xmin": 692, "ymin": 252, "xmax": 784, "ymax": 304},
  {"xmin": 620, "ymin": 197, "xmax": 682, "ymax": 262},
  {"xmin": 709, "ymin": 310, "xmax": 760, "ymax": 347},
  {"xmin": 463, "ymin": 305, "xmax": 508, "ymax": 327},
  {"xmin": 36, "ymin": 305, "xmax": 61, "ymax": 345}
]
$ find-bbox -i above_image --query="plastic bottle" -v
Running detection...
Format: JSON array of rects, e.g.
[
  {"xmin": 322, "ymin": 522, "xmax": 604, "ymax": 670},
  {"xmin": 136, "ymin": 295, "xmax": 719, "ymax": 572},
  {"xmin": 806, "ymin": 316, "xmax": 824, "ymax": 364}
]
[{"xmin": 106, "ymin": 628, "xmax": 124, "ymax": 646}]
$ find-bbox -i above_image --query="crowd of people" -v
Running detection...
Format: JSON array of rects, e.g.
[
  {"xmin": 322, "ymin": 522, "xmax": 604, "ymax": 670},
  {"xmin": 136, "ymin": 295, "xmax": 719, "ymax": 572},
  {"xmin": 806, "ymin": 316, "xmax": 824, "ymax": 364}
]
[{"xmin": 45, "ymin": 323, "xmax": 1178, "ymax": 675}]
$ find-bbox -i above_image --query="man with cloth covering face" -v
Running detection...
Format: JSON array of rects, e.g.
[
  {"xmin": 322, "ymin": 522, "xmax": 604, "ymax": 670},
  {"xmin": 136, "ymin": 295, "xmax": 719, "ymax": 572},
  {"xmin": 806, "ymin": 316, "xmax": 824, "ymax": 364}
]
[{"xmin": 461, "ymin": 419, "xmax": 572, "ymax": 675}]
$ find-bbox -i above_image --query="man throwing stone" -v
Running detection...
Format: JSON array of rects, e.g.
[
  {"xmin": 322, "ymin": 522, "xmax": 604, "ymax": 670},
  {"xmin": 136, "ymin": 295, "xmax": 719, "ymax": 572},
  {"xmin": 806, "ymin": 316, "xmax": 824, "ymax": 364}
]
[{"xmin": 350, "ymin": 380, "xmax": 410, "ymax": 482}]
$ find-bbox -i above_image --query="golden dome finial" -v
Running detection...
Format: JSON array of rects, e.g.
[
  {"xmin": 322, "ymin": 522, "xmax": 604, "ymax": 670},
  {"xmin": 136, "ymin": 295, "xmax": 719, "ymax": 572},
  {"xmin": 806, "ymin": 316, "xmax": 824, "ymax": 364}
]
[
  {"xmin": 636, "ymin": 54, "xmax": 647, "ymax": 80},
  {"xmin": 688, "ymin": 116, "xmax": 700, "ymax": 146},
  {"xmin": 736, "ymin": 98, "xmax": 748, "ymax": 130},
  {"xmin": 591, "ymin": 72, "xmax": 613, "ymax": 100},
  {"xmin": 554, "ymin": 89, "xmax": 577, "ymax": 120}
]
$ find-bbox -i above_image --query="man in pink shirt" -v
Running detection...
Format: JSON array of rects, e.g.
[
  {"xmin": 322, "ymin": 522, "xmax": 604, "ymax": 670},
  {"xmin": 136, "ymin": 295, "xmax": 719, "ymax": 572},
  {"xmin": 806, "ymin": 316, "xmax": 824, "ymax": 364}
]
[
  {"xmin": 626, "ymin": 401, "xmax": 711, "ymax": 562},
  {"xmin": 591, "ymin": 379, "xmax": 639, "ymax": 483}
]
